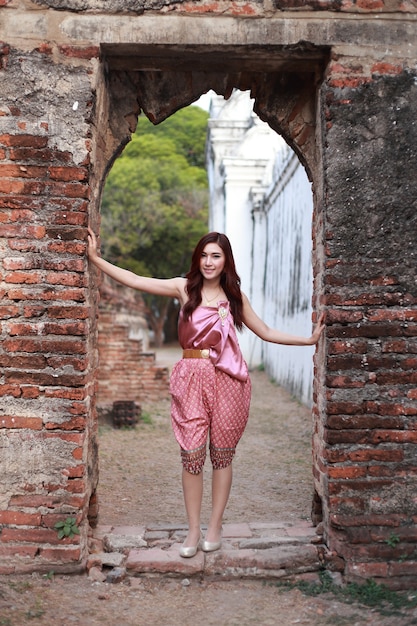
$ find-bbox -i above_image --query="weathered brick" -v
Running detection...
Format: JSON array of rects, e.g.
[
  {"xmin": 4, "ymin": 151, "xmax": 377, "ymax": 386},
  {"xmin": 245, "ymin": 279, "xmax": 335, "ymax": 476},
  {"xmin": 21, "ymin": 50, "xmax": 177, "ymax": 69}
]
[
  {"xmin": 45, "ymin": 272, "xmax": 86, "ymax": 287},
  {"xmin": 0, "ymin": 304, "xmax": 20, "ymax": 318},
  {"xmin": 43, "ymin": 321, "xmax": 88, "ymax": 335},
  {"xmin": 45, "ymin": 355, "xmax": 87, "ymax": 372},
  {"xmin": 326, "ymin": 375, "xmax": 366, "ymax": 388},
  {"xmin": 9, "ymin": 147, "xmax": 72, "ymax": 163},
  {"xmin": 326, "ymin": 309, "xmax": 363, "ymax": 324},
  {"xmin": 0, "ymin": 544, "xmax": 38, "ymax": 559},
  {"xmin": 38, "ymin": 546, "xmax": 81, "ymax": 562},
  {"xmin": 0, "ymin": 354, "xmax": 46, "ymax": 368},
  {"xmin": 46, "ymin": 241, "xmax": 86, "ymax": 256},
  {"xmin": 48, "ymin": 166, "xmax": 88, "ymax": 182},
  {"xmin": 328, "ymin": 466, "xmax": 367, "ymax": 479},
  {"xmin": 7, "ymin": 287, "xmax": 85, "ymax": 302},
  {"xmin": 45, "ymin": 416, "xmax": 86, "ymax": 430},
  {"xmin": 0, "ymin": 416, "xmax": 43, "ymax": 429},
  {"xmin": 43, "ymin": 431, "xmax": 85, "ymax": 446},
  {"xmin": 0, "ymin": 383, "xmax": 22, "ymax": 397},
  {"xmin": 369, "ymin": 430, "xmax": 417, "ymax": 444},
  {"xmin": 327, "ymin": 401, "xmax": 364, "ymax": 415},
  {"xmin": 328, "ymin": 339, "xmax": 368, "ymax": 354},
  {"xmin": 327, "ymin": 323, "xmax": 405, "ymax": 338},
  {"xmin": 0, "ymin": 134, "xmax": 48, "ymax": 148},
  {"xmin": 6, "ymin": 321, "xmax": 40, "ymax": 335},
  {"xmin": 63, "ymin": 464, "xmax": 85, "ymax": 478},
  {"xmin": 0, "ymin": 528, "xmax": 63, "ymax": 544},
  {"xmin": 9, "ymin": 494, "xmax": 66, "ymax": 508},
  {"xmin": 377, "ymin": 371, "xmax": 417, "ymax": 384},
  {"xmin": 0, "ymin": 511, "xmax": 42, "ymax": 525},
  {"xmin": 5, "ymin": 371, "xmax": 86, "ymax": 389},
  {"xmin": 328, "ymin": 496, "xmax": 367, "ymax": 514},
  {"xmin": 371, "ymin": 62, "xmax": 403, "ymax": 75},
  {"xmin": 0, "ymin": 163, "xmax": 47, "ymax": 178},
  {"xmin": 327, "ymin": 415, "xmax": 405, "ymax": 430},
  {"xmin": 44, "ymin": 389, "xmax": 86, "ymax": 404},
  {"xmin": 327, "ymin": 355, "xmax": 364, "ymax": 371},
  {"xmin": 52, "ymin": 212, "xmax": 88, "ymax": 227},
  {"xmin": 3, "ymin": 256, "xmax": 35, "ymax": 270},
  {"xmin": 0, "ymin": 223, "xmax": 45, "ymax": 238},
  {"xmin": 21, "ymin": 386, "xmax": 41, "ymax": 399},
  {"xmin": 3, "ymin": 337, "xmax": 86, "ymax": 355},
  {"xmin": 47, "ymin": 305, "xmax": 89, "ymax": 319},
  {"xmin": 72, "ymin": 447, "xmax": 83, "ymax": 460},
  {"xmin": 5, "ymin": 270, "xmax": 42, "ymax": 284},
  {"xmin": 59, "ymin": 45, "xmax": 100, "ymax": 59},
  {"xmin": 0, "ymin": 179, "xmax": 44, "ymax": 195}
]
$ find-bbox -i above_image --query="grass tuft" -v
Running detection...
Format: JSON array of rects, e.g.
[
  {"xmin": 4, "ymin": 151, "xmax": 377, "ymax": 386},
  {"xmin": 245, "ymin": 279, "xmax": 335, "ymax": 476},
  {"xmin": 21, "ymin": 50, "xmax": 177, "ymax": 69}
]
[{"xmin": 277, "ymin": 571, "xmax": 417, "ymax": 618}]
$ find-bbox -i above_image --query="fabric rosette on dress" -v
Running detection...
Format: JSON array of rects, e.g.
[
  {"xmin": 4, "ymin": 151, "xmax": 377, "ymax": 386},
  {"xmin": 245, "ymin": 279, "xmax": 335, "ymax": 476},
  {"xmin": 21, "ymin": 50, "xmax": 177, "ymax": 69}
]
[{"xmin": 177, "ymin": 300, "xmax": 248, "ymax": 382}]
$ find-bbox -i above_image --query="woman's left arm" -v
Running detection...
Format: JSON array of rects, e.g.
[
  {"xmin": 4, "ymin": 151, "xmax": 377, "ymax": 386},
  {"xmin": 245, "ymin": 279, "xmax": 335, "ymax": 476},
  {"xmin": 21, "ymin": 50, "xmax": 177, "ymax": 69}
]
[{"xmin": 242, "ymin": 293, "xmax": 325, "ymax": 346}]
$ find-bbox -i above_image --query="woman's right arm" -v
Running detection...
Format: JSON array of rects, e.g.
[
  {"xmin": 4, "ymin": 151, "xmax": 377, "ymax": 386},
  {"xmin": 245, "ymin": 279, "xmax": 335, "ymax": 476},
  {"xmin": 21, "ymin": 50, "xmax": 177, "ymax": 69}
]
[{"xmin": 87, "ymin": 227, "xmax": 186, "ymax": 301}]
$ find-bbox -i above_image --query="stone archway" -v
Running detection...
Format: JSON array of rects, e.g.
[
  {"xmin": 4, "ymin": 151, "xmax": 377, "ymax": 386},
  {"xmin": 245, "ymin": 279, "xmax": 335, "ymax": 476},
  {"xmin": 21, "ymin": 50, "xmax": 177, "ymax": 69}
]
[{"xmin": 89, "ymin": 41, "xmax": 329, "ymax": 524}]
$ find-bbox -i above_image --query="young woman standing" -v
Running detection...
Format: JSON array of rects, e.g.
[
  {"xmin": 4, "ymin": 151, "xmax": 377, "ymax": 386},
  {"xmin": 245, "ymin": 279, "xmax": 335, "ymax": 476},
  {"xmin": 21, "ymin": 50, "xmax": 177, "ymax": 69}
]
[{"xmin": 87, "ymin": 229, "xmax": 325, "ymax": 557}]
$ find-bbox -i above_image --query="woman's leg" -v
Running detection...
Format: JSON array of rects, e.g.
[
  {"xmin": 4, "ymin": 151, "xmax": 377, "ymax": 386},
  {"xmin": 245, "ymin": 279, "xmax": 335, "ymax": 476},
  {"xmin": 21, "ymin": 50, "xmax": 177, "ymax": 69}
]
[
  {"xmin": 181, "ymin": 468, "xmax": 203, "ymax": 547},
  {"xmin": 205, "ymin": 371, "xmax": 252, "ymax": 545},
  {"xmin": 205, "ymin": 464, "xmax": 233, "ymax": 543}
]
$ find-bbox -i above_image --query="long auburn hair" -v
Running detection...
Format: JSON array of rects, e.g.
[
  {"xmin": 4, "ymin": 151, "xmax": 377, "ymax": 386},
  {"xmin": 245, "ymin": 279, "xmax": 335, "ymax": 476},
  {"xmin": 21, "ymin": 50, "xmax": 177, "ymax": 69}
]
[{"xmin": 183, "ymin": 232, "xmax": 244, "ymax": 330}]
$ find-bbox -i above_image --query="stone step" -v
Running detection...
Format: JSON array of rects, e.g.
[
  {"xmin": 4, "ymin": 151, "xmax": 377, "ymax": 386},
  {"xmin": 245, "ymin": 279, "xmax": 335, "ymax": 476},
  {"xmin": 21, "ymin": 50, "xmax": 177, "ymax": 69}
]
[{"xmin": 89, "ymin": 521, "xmax": 326, "ymax": 583}]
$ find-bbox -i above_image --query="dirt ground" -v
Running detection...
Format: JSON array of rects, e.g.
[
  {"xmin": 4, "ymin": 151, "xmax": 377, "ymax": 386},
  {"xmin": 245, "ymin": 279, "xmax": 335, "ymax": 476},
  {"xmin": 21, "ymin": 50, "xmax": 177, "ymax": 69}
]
[{"xmin": 1, "ymin": 354, "xmax": 416, "ymax": 626}]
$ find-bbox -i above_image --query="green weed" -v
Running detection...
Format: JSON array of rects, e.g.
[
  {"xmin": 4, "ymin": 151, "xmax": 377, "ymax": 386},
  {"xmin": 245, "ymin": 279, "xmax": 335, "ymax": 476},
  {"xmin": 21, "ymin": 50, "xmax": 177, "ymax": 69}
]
[
  {"xmin": 386, "ymin": 532, "xmax": 401, "ymax": 548},
  {"xmin": 54, "ymin": 517, "xmax": 80, "ymax": 539},
  {"xmin": 277, "ymin": 570, "xmax": 417, "ymax": 618},
  {"xmin": 140, "ymin": 411, "xmax": 153, "ymax": 425}
]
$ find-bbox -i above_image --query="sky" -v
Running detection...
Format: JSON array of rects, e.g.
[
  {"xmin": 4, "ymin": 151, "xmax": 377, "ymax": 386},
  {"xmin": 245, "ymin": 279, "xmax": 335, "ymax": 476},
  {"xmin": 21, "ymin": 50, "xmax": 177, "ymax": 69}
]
[{"xmin": 192, "ymin": 91, "xmax": 214, "ymax": 112}]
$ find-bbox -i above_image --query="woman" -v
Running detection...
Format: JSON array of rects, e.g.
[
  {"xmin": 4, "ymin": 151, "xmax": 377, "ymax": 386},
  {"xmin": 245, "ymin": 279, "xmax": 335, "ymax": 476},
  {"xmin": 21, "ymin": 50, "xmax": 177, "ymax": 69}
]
[{"xmin": 87, "ymin": 229, "xmax": 325, "ymax": 558}]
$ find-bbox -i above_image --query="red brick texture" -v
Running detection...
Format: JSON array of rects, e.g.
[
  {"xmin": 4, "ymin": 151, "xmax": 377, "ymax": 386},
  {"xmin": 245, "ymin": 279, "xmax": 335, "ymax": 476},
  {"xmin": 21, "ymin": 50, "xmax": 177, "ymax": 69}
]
[
  {"xmin": 0, "ymin": 43, "xmax": 171, "ymax": 575},
  {"xmin": 312, "ymin": 64, "xmax": 417, "ymax": 588},
  {"xmin": 97, "ymin": 278, "xmax": 170, "ymax": 411}
]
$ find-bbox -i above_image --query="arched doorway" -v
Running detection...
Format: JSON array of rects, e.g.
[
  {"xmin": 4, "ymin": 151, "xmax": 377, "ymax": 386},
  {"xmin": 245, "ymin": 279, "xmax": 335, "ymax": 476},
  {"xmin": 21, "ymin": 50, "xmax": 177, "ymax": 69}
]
[{"xmin": 88, "ymin": 43, "xmax": 329, "ymax": 531}]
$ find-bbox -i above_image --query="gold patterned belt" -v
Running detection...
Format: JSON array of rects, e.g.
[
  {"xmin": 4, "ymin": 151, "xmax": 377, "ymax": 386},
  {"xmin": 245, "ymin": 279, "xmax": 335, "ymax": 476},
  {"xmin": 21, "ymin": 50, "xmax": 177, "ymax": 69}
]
[{"xmin": 183, "ymin": 349, "xmax": 210, "ymax": 359}]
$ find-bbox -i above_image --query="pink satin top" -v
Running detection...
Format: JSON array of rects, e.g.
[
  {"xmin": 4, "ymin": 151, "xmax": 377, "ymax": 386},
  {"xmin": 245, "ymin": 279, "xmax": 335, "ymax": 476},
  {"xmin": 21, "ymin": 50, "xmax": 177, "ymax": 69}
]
[{"xmin": 178, "ymin": 301, "xmax": 249, "ymax": 382}]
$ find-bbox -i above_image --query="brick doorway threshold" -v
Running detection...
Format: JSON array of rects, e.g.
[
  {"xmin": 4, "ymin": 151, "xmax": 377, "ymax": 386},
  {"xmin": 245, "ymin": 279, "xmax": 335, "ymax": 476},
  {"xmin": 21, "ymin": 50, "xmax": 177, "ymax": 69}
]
[{"xmin": 88, "ymin": 520, "xmax": 334, "ymax": 584}]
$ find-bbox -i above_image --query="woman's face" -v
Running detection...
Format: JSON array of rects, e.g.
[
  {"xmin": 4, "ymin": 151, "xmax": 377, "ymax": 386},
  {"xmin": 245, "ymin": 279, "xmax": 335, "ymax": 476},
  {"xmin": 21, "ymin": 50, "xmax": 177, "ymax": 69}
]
[{"xmin": 200, "ymin": 242, "xmax": 226, "ymax": 282}]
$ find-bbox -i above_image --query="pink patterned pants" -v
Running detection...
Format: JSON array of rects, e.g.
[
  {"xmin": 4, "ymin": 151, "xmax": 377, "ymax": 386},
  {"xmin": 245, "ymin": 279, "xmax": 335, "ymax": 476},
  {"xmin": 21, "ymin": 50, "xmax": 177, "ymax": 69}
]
[{"xmin": 170, "ymin": 358, "xmax": 251, "ymax": 474}]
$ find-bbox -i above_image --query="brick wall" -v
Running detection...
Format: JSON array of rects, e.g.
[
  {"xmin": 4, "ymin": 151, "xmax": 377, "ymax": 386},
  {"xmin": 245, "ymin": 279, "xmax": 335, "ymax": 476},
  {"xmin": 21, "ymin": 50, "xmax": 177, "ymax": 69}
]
[
  {"xmin": 313, "ymin": 67, "xmax": 417, "ymax": 588},
  {"xmin": 0, "ymin": 44, "xmax": 94, "ymax": 573},
  {"xmin": 97, "ymin": 277, "xmax": 170, "ymax": 415}
]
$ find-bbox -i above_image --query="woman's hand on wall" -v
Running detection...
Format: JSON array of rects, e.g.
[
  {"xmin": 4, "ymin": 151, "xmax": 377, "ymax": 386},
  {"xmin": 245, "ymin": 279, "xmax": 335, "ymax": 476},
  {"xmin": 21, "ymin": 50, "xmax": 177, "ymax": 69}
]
[
  {"xmin": 309, "ymin": 312, "xmax": 325, "ymax": 345},
  {"xmin": 87, "ymin": 227, "xmax": 100, "ymax": 262}
]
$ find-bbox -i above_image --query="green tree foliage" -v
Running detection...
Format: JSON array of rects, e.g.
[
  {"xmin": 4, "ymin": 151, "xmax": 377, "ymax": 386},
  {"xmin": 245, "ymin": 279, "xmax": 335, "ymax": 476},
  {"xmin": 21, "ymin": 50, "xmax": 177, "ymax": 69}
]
[{"xmin": 101, "ymin": 106, "xmax": 209, "ymax": 346}]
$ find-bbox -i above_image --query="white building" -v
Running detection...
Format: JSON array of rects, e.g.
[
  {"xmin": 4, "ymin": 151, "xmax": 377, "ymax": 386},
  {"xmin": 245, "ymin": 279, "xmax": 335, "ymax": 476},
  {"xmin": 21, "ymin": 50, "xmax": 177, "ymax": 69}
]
[{"xmin": 206, "ymin": 91, "xmax": 315, "ymax": 406}]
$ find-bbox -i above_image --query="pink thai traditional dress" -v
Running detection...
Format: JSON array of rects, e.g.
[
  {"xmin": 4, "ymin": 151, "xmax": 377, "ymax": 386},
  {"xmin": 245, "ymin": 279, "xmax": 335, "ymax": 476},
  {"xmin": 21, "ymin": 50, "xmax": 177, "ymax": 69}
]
[{"xmin": 169, "ymin": 301, "xmax": 251, "ymax": 473}]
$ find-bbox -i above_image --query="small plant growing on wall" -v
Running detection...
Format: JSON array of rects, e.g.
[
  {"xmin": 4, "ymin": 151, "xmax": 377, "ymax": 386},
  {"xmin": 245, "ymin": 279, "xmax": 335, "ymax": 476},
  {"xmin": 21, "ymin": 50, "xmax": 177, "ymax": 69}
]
[{"xmin": 54, "ymin": 517, "xmax": 80, "ymax": 540}]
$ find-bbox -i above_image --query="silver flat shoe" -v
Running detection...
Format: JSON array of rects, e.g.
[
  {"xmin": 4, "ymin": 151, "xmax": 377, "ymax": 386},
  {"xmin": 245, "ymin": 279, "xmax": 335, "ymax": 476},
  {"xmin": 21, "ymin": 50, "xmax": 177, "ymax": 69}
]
[
  {"xmin": 179, "ymin": 534, "xmax": 201, "ymax": 558},
  {"xmin": 201, "ymin": 539, "xmax": 222, "ymax": 553}
]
